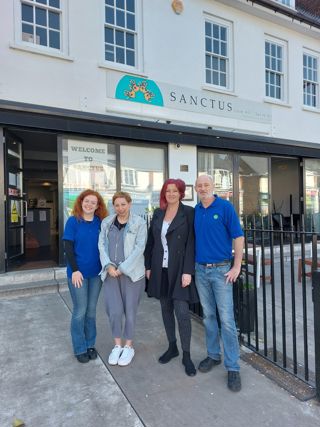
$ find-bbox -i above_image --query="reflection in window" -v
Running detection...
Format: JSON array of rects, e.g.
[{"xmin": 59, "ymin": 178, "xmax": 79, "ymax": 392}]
[
  {"xmin": 120, "ymin": 145, "xmax": 165, "ymax": 215},
  {"xmin": 198, "ymin": 151, "xmax": 233, "ymax": 202},
  {"xmin": 305, "ymin": 159, "xmax": 320, "ymax": 232},
  {"xmin": 239, "ymin": 156, "xmax": 269, "ymax": 217},
  {"xmin": 62, "ymin": 139, "xmax": 116, "ymax": 222}
]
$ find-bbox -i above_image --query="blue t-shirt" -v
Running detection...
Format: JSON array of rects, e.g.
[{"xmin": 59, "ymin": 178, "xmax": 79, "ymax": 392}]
[
  {"xmin": 63, "ymin": 215, "xmax": 102, "ymax": 279},
  {"xmin": 194, "ymin": 196, "xmax": 243, "ymax": 263}
]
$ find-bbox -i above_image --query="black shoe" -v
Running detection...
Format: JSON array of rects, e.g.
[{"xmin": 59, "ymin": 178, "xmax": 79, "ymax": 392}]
[
  {"xmin": 182, "ymin": 351, "xmax": 196, "ymax": 377},
  {"xmin": 198, "ymin": 356, "xmax": 221, "ymax": 373},
  {"xmin": 158, "ymin": 341, "xmax": 179, "ymax": 364},
  {"xmin": 88, "ymin": 347, "xmax": 98, "ymax": 360},
  {"xmin": 228, "ymin": 371, "xmax": 241, "ymax": 392},
  {"xmin": 76, "ymin": 352, "xmax": 89, "ymax": 363}
]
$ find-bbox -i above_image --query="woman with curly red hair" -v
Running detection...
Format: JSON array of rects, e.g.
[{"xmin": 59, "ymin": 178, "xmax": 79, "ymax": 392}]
[{"xmin": 63, "ymin": 189, "xmax": 108, "ymax": 363}]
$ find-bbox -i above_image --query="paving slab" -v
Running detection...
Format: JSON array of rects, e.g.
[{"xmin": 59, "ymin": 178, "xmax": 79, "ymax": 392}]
[
  {"xmin": 63, "ymin": 287, "xmax": 320, "ymax": 427},
  {"xmin": 0, "ymin": 293, "xmax": 143, "ymax": 427}
]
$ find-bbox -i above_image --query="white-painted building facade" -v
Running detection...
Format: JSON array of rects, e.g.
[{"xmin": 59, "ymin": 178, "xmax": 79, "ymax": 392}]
[{"xmin": 0, "ymin": 0, "xmax": 320, "ymax": 272}]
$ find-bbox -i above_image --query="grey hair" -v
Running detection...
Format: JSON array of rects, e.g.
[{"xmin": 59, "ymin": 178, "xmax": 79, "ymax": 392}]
[{"xmin": 195, "ymin": 174, "xmax": 214, "ymax": 185}]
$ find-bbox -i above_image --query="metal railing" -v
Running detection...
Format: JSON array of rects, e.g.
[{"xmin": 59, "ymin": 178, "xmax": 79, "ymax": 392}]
[{"xmin": 191, "ymin": 213, "xmax": 320, "ymax": 397}]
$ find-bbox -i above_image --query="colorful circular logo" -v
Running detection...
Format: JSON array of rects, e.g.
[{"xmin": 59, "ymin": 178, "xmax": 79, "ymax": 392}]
[{"xmin": 213, "ymin": 214, "xmax": 218, "ymax": 219}]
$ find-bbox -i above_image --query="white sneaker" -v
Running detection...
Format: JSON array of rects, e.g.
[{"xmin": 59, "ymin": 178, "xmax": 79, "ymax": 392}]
[
  {"xmin": 108, "ymin": 345, "xmax": 122, "ymax": 365},
  {"xmin": 118, "ymin": 345, "xmax": 135, "ymax": 366}
]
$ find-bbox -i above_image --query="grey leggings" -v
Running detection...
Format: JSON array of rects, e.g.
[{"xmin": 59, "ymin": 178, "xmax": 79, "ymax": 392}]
[
  {"xmin": 160, "ymin": 297, "xmax": 192, "ymax": 352},
  {"xmin": 104, "ymin": 275, "xmax": 145, "ymax": 340}
]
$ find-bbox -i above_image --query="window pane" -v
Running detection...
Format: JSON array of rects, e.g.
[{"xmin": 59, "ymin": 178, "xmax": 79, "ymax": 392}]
[
  {"xmin": 115, "ymin": 29, "xmax": 124, "ymax": 46},
  {"xmin": 105, "ymin": 27, "xmax": 114, "ymax": 43},
  {"xmin": 205, "ymin": 37, "xmax": 211, "ymax": 52},
  {"xmin": 212, "ymin": 24, "xmax": 219, "ymax": 39},
  {"xmin": 116, "ymin": 46, "xmax": 125, "ymax": 63},
  {"xmin": 116, "ymin": 9, "xmax": 125, "ymax": 27},
  {"xmin": 220, "ymin": 73, "xmax": 226, "ymax": 87},
  {"xmin": 120, "ymin": 145, "xmax": 165, "ymax": 216},
  {"xmin": 198, "ymin": 151, "xmax": 233, "ymax": 202},
  {"xmin": 221, "ymin": 41, "xmax": 226, "ymax": 56},
  {"xmin": 205, "ymin": 21, "xmax": 211, "ymax": 36},
  {"xmin": 62, "ymin": 139, "xmax": 117, "ymax": 221},
  {"xmin": 36, "ymin": 0, "xmax": 47, "ymax": 5},
  {"xmin": 106, "ymin": 0, "xmax": 114, "ymax": 5},
  {"xmin": 49, "ymin": 0, "xmax": 60, "ymax": 8},
  {"xmin": 126, "ymin": 32, "xmax": 134, "ymax": 49},
  {"xmin": 213, "ymin": 40, "xmax": 219, "ymax": 54},
  {"xmin": 206, "ymin": 69, "xmax": 211, "ymax": 84},
  {"xmin": 220, "ymin": 26, "xmax": 226, "ymax": 41},
  {"xmin": 212, "ymin": 71, "xmax": 219, "ymax": 85},
  {"xmin": 36, "ymin": 7, "xmax": 47, "ymax": 26},
  {"xmin": 36, "ymin": 26, "xmax": 47, "ymax": 45},
  {"xmin": 22, "ymin": 4, "xmax": 33, "ymax": 23},
  {"xmin": 126, "ymin": 0, "xmax": 135, "ymax": 12},
  {"xmin": 205, "ymin": 54, "xmax": 211, "ymax": 68},
  {"xmin": 106, "ymin": 6, "xmax": 114, "ymax": 24},
  {"xmin": 22, "ymin": 23, "xmax": 34, "ymax": 42},
  {"xmin": 127, "ymin": 13, "xmax": 135, "ymax": 30},
  {"xmin": 105, "ymin": 44, "xmax": 114, "ymax": 61},
  {"xmin": 49, "ymin": 30, "xmax": 60, "ymax": 49},
  {"xmin": 116, "ymin": 0, "xmax": 125, "ymax": 9},
  {"xmin": 239, "ymin": 155, "xmax": 269, "ymax": 216},
  {"xmin": 49, "ymin": 11, "xmax": 60, "ymax": 29},
  {"xmin": 126, "ymin": 49, "xmax": 135, "ymax": 66}
]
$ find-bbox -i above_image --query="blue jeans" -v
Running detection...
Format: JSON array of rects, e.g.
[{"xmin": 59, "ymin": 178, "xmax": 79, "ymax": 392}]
[
  {"xmin": 68, "ymin": 276, "xmax": 102, "ymax": 355},
  {"xmin": 195, "ymin": 263, "xmax": 240, "ymax": 371}
]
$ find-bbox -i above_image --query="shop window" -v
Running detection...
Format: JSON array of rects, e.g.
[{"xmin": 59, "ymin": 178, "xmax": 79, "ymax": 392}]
[
  {"xmin": 303, "ymin": 52, "xmax": 319, "ymax": 109},
  {"xmin": 204, "ymin": 16, "xmax": 232, "ymax": 91},
  {"xmin": 265, "ymin": 38, "xmax": 287, "ymax": 102},
  {"xmin": 62, "ymin": 138, "xmax": 117, "ymax": 221},
  {"xmin": 120, "ymin": 145, "xmax": 165, "ymax": 216},
  {"xmin": 20, "ymin": 0, "xmax": 62, "ymax": 50},
  {"xmin": 104, "ymin": 0, "xmax": 137, "ymax": 67},
  {"xmin": 198, "ymin": 151, "xmax": 233, "ymax": 202}
]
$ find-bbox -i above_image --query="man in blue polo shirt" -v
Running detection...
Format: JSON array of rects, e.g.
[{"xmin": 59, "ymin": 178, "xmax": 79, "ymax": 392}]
[{"xmin": 194, "ymin": 174, "xmax": 244, "ymax": 392}]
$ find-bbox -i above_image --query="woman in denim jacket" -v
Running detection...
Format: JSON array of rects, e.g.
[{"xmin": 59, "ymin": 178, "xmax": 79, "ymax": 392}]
[{"xmin": 98, "ymin": 191, "xmax": 147, "ymax": 367}]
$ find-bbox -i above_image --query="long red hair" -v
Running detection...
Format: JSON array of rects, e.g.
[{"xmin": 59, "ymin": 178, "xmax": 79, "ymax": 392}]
[
  {"xmin": 159, "ymin": 179, "xmax": 186, "ymax": 210},
  {"xmin": 72, "ymin": 189, "xmax": 108, "ymax": 220}
]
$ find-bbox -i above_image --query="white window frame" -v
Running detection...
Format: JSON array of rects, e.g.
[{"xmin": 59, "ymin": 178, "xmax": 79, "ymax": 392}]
[
  {"xmin": 101, "ymin": 0, "xmax": 144, "ymax": 74},
  {"xmin": 274, "ymin": 0, "xmax": 295, "ymax": 9},
  {"xmin": 264, "ymin": 36, "xmax": 288, "ymax": 104},
  {"xmin": 12, "ymin": 0, "xmax": 71, "ymax": 60},
  {"xmin": 303, "ymin": 49, "xmax": 319, "ymax": 110},
  {"xmin": 203, "ymin": 14, "xmax": 234, "ymax": 93}
]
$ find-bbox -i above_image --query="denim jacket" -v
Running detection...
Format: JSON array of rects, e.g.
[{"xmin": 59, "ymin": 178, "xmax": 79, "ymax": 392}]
[{"xmin": 98, "ymin": 212, "xmax": 147, "ymax": 283}]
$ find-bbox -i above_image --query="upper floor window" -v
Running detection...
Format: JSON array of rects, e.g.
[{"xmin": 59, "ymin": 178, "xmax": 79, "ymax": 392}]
[
  {"xmin": 274, "ymin": 0, "xmax": 295, "ymax": 7},
  {"xmin": 104, "ymin": 0, "xmax": 136, "ymax": 67},
  {"xmin": 21, "ymin": 0, "xmax": 61, "ymax": 50},
  {"xmin": 205, "ymin": 18, "xmax": 232, "ymax": 90},
  {"xmin": 303, "ymin": 52, "xmax": 319, "ymax": 108},
  {"xmin": 265, "ymin": 39, "xmax": 286, "ymax": 101}
]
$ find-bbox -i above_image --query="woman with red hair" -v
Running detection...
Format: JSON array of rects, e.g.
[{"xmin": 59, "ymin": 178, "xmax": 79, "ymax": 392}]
[
  {"xmin": 145, "ymin": 179, "xmax": 198, "ymax": 376},
  {"xmin": 63, "ymin": 189, "xmax": 108, "ymax": 363}
]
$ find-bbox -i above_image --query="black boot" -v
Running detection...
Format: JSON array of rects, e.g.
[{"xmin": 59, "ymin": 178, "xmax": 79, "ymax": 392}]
[
  {"xmin": 182, "ymin": 351, "xmax": 196, "ymax": 376},
  {"xmin": 158, "ymin": 341, "xmax": 179, "ymax": 364}
]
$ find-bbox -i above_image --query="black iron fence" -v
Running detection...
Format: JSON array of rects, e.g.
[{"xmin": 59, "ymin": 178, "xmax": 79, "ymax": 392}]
[{"xmin": 191, "ymin": 213, "xmax": 320, "ymax": 397}]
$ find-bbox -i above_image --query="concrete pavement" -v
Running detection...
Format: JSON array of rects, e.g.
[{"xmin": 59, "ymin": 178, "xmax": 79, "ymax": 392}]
[{"xmin": 1, "ymin": 284, "xmax": 320, "ymax": 427}]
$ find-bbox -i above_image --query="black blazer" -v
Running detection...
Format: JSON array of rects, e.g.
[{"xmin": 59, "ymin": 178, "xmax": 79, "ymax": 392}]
[{"xmin": 144, "ymin": 203, "xmax": 199, "ymax": 303}]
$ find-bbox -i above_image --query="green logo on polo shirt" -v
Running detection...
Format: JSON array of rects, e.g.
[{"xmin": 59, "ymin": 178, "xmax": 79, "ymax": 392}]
[{"xmin": 213, "ymin": 214, "xmax": 218, "ymax": 219}]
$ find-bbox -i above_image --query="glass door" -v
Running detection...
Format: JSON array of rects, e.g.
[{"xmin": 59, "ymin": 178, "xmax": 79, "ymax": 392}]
[
  {"xmin": 304, "ymin": 159, "xmax": 320, "ymax": 233},
  {"xmin": 5, "ymin": 132, "xmax": 25, "ymax": 266}
]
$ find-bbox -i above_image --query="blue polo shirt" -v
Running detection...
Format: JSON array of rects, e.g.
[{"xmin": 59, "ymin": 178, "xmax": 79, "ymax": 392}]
[
  {"xmin": 63, "ymin": 215, "xmax": 102, "ymax": 279},
  {"xmin": 194, "ymin": 196, "xmax": 243, "ymax": 263}
]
